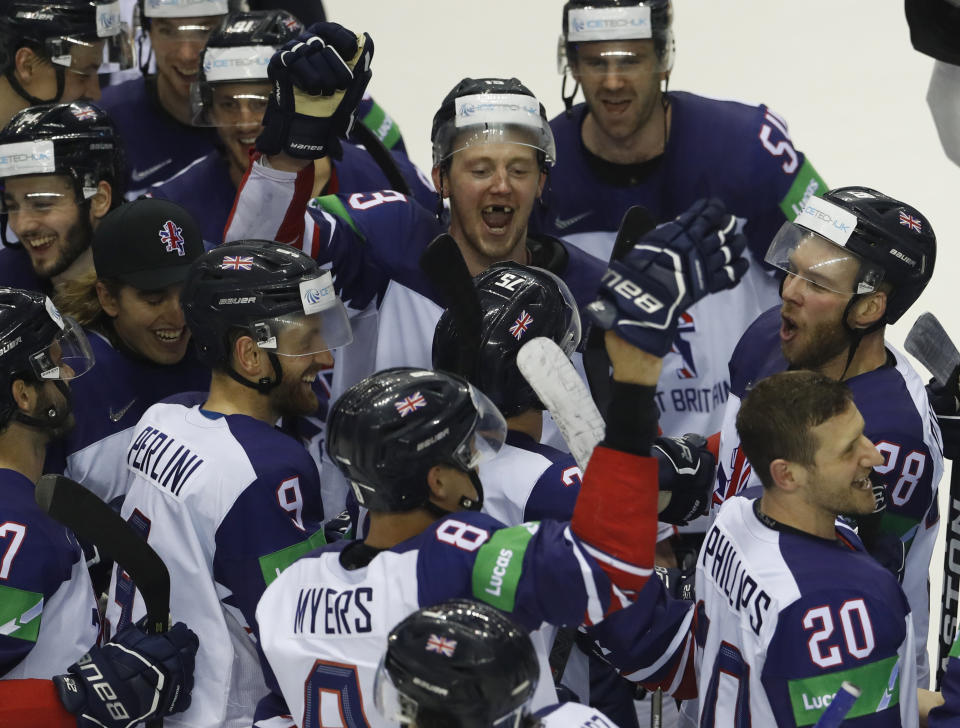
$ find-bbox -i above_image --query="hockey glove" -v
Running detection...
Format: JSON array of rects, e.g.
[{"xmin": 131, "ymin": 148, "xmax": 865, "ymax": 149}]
[
  {"xmin": 53, "ymin": 621, "xmax": 198, "ymax": 728},
  {"xmin": 585, "ymin": 199, "xmax": 748, "ymax": 355},
  {"xmin": 653, "ymin": 432, "xmax": 715, "ymax": 526},
  {"xmin": 257, "ymin": 22, "xmax": 374, "ymax": 160},
  {"xmin": 852, "ymin": 471, "xmax": 907, "ymax": 584},
  {"xmin": 654, "ymin": 564, "xmax": 696, "ymax": 601}
]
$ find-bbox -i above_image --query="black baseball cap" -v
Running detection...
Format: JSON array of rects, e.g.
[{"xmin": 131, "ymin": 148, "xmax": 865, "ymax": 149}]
[{"xmin": 92, "ymin": 198, "xmax": 205, "ymax": 290}]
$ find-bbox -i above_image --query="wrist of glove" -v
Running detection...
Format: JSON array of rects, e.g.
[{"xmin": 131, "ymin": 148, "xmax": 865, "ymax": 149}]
[
  {"xmin": 54, "ymin": 621, "xmax": 198, "ymax": 728},
  {"xmin": 654, "ymin": 564, "xmax": 696, "ymax": 601},
  {"xmin": 585, "ymin": 198, "xmax": 748, "ymax": 355},
  {"xmin": 653, "ymin": 433, "xmax": 715, "ymax": 525},
  {"xmin": 257, "ymin": 22, "xmax": 374, "ymax": 160}
]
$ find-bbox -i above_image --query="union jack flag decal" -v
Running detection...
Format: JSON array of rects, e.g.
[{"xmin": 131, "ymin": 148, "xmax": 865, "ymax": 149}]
[
  {"xmin": 425, "ymin": 634, "xmax": 457, "ymax": 657},
  {"xmin": 72, "ymin": 105, "xmax": 97, "ymax": 121},
  {"xmin": 220, "ymin": 256, "xmax": 254, "ymax": 271},
  {"xmin": 899, "ymin": 211, "xmax": 922, "ymax": 233},
  {"xmin": 509, "ymin": 311, "xmax": 534, "ymax": 341},
  {"xmin": 159, "ymin": 220, "xmax": 185, "ymax": 257},
  {"xmin": 395, "ymin": 391, "xmax": 426, "ymax": 417}
]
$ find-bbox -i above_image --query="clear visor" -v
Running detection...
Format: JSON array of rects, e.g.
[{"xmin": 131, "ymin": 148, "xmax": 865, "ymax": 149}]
[
  {"xmin": 764, "ymin": 222, "xmax": 885, "ymax": 296},
  {"xmin": 1, "ymin": 189, "xmax": 86, "ymax": 217},
  {"xmin": 538, "ymin": 267, "xmax": 582, "ymax": 355},
  {"xmin": 432, "ymin": 93, "xmax": 556, "ymax": 167},
  {"xmin": 452, "ymin": 385, "xmax": 507, "ymax": 470},
  {"xmin": 46, "ymin": 30, "xmax": 135, "ymax": 75},
  {"xmin": 30, "ymin": 314, "xmax": 96, "ymax": 381},
  {"xmin": 148, "ymin": 19, "xmax": 218, "ymax": 46},
  {"xmin": 250, "ymin": 306, "xmax": 353, "ymax": 357},
  {"xmin": 189, "ymin": 81, "xmax": 270, "ymax": 127},
  {"xmin": 558, "ymin": 36, "xmax": 674, "ymax": 76},
  {"xmin": 373, "ymin": 657, "xmax": 419, "ymax": 725}
]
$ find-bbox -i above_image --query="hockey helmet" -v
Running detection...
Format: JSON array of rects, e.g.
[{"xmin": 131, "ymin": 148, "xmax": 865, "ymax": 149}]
[
  {"xmin": 765, "ymin": 187, "xmax": 936, "ymax": 324},
  {"xmin": 0, "ymin": 101, "xmax": 127, "ymax": 205},
  {"xmin": 0, "ymin": 287, "xmax": 94, "ymax": 428},
  {"xmin": 0, "ymin": 0, "xmax": 134, "ymax": 98},
  {"xmin": 180, "ymin": 240, "xmax": 352, "ymax": 372},
  {"xmin": 375, "ymin": 599, "xmax": 539, "ymax": 728},
  {"xmin": 326, "ymin": 367, "xmax": 507, "ymax": 513},
  {"xmin": 190, "ymin": 10, "xmax": 303, "ymax": 127},
  {"xmin": 432, "ymin": 262, "xmax": 581, "ymax": 418},
  {"xmin": 430, "ymin": 77, "xmax": 555, "ymax": 169}
]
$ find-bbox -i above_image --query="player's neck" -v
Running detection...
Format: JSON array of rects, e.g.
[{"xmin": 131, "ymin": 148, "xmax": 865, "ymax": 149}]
[
  {"xmin": 814, "ymin": 329, "xmax": 888, "ymax": 382},
  {"xmin": 365, "ymin": 509, "xmax": 439, "ymax": 550},
  {"xmin": 758, "ymin": 492, "xmax": 837, "ymax": 540},
  {"xmin": 0, "ymin": 424, "xmax": 49, "ymax": 483},
  {"xmin": 581, "ymin": 98, "xmax": 671, "ymax": 166},
  {"xmin": 507, "ymin": 410, "xmax": 543, "ymax": 441},
  {"xmin": 0, "ymin": 79, "xmax": 28, "ymax": 129},
  {"xmin": 449, "ymin": 229, "xmax": 529, "ymax": 277},
  {"xmin": 50, "ymin": 248, "xmax": 95, "ymax": 292},
  {"xmin": 155, "ymin": 74, "xmax": 194, "ymax": 126},
  {"xmin": 204, "ymin": 372, "xmax": 279, "ymax": 425}
]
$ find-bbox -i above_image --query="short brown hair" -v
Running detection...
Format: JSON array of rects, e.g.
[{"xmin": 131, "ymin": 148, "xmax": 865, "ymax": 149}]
[{"xmin": 736, "ymin": 371, "xmax": 853, "ymax": 489}]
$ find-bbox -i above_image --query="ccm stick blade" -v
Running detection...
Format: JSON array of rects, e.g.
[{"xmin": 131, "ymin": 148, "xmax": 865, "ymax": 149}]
[
  {"xmin": 35, "ymin": 474, "xmax": 169, "ymax": 635},
  {"xmin": 517, "ymin": 337, "xmax": 605, "ymax": 471},
  {"xmin": 812, "ymin": 681, "xmax": 861, "ymax": 728},
  {"xmin": 905, "ymin": 311, "xmax": 960, "ymax": 387}
]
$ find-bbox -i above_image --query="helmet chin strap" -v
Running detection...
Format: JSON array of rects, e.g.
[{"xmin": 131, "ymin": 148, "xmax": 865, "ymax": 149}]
[
  {"xmin": 14, "ymin": 380, "xmax": 73, "ymax": 434},
  {"xmin": 225, "ymin": 351, "xmax": 284, "ymax": 394},
  {"xmin": 5, "ymin": 65, "xmax": 66, "ymax": 106},
  {"xmin": 838, "ymin": 294, "xmax": 884, "ymax": 381}
]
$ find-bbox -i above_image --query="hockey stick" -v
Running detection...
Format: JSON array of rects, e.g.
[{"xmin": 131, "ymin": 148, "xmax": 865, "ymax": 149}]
[
  {"xmin": 350, "ymin": 122, "xmax": 412, "ymax": 196},
  {"xmin": 905, "ymin": 312, "xmax": 960, "ymax": 690},
  {"xmin": 419, "ymin": 233, "xmax": 482, "ymax": 375},
  {"xmin": 812, "ymin": 681, "xmax": 861, "ymax": 728},
  {"xmin": 35, "ymin": 474, "xmax": 170, "ymax": 728}
]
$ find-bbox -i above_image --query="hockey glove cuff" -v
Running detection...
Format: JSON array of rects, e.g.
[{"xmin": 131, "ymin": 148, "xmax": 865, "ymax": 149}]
[{"xmin": 653, "ymin": 433, "xmax": 715, "ymax": 525}]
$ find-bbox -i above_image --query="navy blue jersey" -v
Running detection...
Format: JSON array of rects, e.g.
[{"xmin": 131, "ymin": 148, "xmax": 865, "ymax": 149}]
[
  {"xmin": 0, "ymin": 469, "xmax": 99, "ymax": 679},
  {"xmin": 714, "ymin": 306, "xmax": 944, "ymax": 686},
  {"xmin": 150, "ymin": 141, "xmax": 435, "ymax": 247},
  {"xmin": 930, "ymin": 631, "xmax": 960, "ymax": 727},
  {"xmin": 0, "ymin": 245, "xmax": 48, "ymax": 295},
  {"xmin": 99, "ymin": 77, "xmax": 218, "ymax": 195},
  {"xmin": 44, "ymin": 330, "xmax": 210, "ymax": 504}
]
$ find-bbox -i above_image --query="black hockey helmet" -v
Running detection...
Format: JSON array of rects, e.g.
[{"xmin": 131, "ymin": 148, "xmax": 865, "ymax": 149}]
[
  {"xmin": 432, "ymin": 263, "xmax": 581, "ymax": 418},
  {"xmin": 0, "ymin": 0, "xmax": 134, "ymax": 102},
  {"xmin": 0, "ymin": 287, "xmax": 94, "ymax": 428},
  {"xmin": 374, "ymin": 599, "xmax": 539, "ymax": 728},
  {"xmin": 326, "ymin": 367, "xmax": 507, "ymax": 513},
  {"xmin": 430, "ymin": 77, "xmax": 555, "ymax": 169},
  {"xmin": 191, "ymin": 10, "xmax": 303, "ymax": 126},
  {"xmin": 765, "ymin": 186, "xmax": 936, "ymax": 325},
  {"xmin": 180, "ymin": 240, "xmax": 352, "ymax": 383},
  {"xmin": 0, "ymin": 101, "xmax": 127, "ymax": 205}
]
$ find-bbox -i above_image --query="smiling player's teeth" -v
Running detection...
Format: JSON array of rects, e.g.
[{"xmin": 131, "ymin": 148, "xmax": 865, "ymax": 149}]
[
  {"xmin": 154, "ymin": 329, "xmax": 182, "ymax": 342},
  {"xmin": 25, "ymin": 235, "xmax": 55, "ymax": 249}
]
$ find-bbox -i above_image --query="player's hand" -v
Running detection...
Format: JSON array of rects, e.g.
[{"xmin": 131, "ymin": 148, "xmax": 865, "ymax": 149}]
[
  {"xmin": 653, "ymin": 432, "xmax": 715, "ymax": 525},
  {"xmin": 654, "ymin": 564, "xmax": 696, "ymax": 601},
  {"xmin": 53, "ymin": 621, "xmax": 199, "ymax": 728},
  {"xmin": 257, "ymin": 22, "xmax": 374, "ymax": 160},
  {"xmin": 585, "ymin": 199, "xmax": 748, "ymax": 356}
]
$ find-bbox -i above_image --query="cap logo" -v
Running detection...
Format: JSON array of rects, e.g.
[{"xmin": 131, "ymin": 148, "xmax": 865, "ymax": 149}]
[
  {"xmin": 425, "ymin": 634, "xmax": 457, "ymax": 657},
  {"xmin": 220, "ymin": 255, "xmax": 253, "ymax": 270},
  {"xmin": 509, "ymin": 310, "xmax": 534, "ymax": 340},
  {"xmin": 567, "ymin": 6, "xmax": 652, "ymax": 42},
  {"xmin": 898, "ymin": 211, "xmax": 922, "ymax": 233},
  {"xmin": 395, "ymin": 392, "xmax": 426, "ymax": 417},
  {"xmin": 159, "ymin": 220, "xmax": 186, "ymax": 257}
]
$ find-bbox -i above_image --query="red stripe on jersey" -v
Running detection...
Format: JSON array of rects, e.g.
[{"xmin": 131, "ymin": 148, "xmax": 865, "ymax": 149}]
[
  {"xmin": 274, "ymin": 161, "xmax": 318, "ymax": 247},
  {"xmin": 223, "ymin": 149, "xmax": 259, "ymax": 241},
  {"xmin": 0, "ymin": 679, "xmax": 76, "ymax": 727}
]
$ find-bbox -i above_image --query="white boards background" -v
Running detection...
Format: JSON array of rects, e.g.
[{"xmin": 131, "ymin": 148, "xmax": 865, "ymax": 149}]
[{"xmin": 325, "ymin": 0, "xmax": 959, "ymax": 676}]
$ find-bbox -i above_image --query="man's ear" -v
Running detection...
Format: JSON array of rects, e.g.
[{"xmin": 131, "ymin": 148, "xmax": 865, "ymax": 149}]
[
  {"xmin": 10, "ymin": 378, "xmax": 37, "ymax": 414},
  {"xmin": 849, "ymin": 290, "xmax": 887, "ymax": 329},
  {"xmin": 431, "ymin": 167, "xmax": 448, "ymax": 199},
  {"xmin": 13, "ymin": 46, "xmax": 44, "ymax": 84},
  {"xmin": 769, "ymin": 458, "xmax": 804, "ymax": 493},
  {"xmin": 426, "ymin": 464, "xmax": 449, "ymax": 500},
  {"xmin": 95, "ymin": 280, "xmax": 120, "ymax": 317},
  {"xmin": 232, "ymin": 335, "xmax": 268, "ymax": 378},
  {"xmin": 88, "ymin": 181, "xmax": 113, "ymax": 224}
]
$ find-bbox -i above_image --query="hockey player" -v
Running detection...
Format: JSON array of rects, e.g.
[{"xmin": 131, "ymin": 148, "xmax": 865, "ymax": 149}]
[
  {"xmin": 376, "ymin": 599, "xmax": 621, "ymax": 728},
  {"xmin": 0, "ymin": 622, "xmax": 198, "ymax": 728},
  {"xmin": 149, "ymin": 11, "xmax": 434, "ymax": 245},
  {"xmin": 46, "ymin": 197, "xmax": 209, "ymax": 505},
  {"xmin": 252, "ymin": 187, "xmax": 749, "ymax": 725},
  {"xmin": 712, "ymin": 187, "xmax": 942, "ymax": 687},
  {"xmin": 103, "ymin": 240, "xmax": 353, "ymax": 728},
  {"xmin": 0, "ymin": 286, "xmax": 199, "ymax": 726},
  {"xmin": 0, "ymin": 0, "xmax": 133, "ymax": 125},
  {"xmin": 0, "ymin": 101, "xmax": 125, "ymax": 294},
  {"xmin": 539, "ymin": 0, "xmax": 828, "ymax": 439}
]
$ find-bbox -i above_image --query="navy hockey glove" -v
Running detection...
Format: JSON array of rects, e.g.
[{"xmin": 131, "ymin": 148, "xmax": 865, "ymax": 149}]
[
  {"xmin": 257, "ymin": 22, "xmax": 374, "ymax": 160},
  {"xmin": 53, "ymin": 621, "xmax": 198, "ymax": 728},
  {"xmin": 654, "ymin": 564, "xmax": 696, "ymax": 601},
  {"xmin": 585, "ymin": 199, "xmax": 748, "ymax": 355},
  {"xmin": 653, "ymin": 432, "xmax": 714, "ymax": 526}
]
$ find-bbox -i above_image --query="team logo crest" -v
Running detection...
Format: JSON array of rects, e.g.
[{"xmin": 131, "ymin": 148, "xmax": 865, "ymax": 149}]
[
  {"xmin": 509, "ymin": 311, "xmax": 534, "ymax": 341},
  {"xmin": 671, "ymin": 312, "xmax": 697, "ymax": 379},
  {"xmin": 220, "ymin": 255, "xmax": 254, "ymax": 270},
  {"xmin": 159, "ymin": 220, "xmax": 186, "ymax": 257},
  {"xmin": 72, "ymin": 105, "xmax": 97, "ymax": 121},
  {"xmin": 898, "ymin": 211, "xmax": 922, "ymax": 233},
  {"xmin": 395, "ymin": 392, "xmax": 426, "ymax": 417},
  {"xmin": 425, "ymin": 634, "xmax": 457, "ymax": 657}
]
